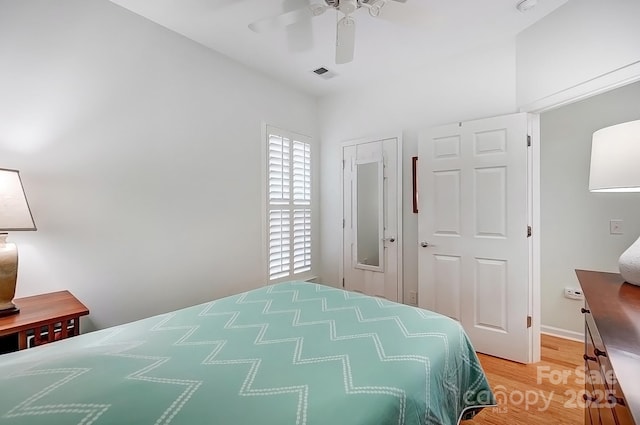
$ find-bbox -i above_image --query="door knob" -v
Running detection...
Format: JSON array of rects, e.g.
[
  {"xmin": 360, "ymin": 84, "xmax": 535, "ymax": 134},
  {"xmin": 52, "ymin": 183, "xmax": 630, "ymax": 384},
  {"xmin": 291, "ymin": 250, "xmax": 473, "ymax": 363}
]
[{"xmin": 420, "ymin": 241, "xmax": 430, "ymax": 247}]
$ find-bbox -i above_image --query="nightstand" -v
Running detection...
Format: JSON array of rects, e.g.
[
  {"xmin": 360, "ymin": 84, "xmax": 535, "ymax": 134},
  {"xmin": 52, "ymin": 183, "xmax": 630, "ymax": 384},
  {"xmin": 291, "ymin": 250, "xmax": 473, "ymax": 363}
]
[{"xmin": 0, "ymin": 290, "xmax": 89, "ymax": 353}]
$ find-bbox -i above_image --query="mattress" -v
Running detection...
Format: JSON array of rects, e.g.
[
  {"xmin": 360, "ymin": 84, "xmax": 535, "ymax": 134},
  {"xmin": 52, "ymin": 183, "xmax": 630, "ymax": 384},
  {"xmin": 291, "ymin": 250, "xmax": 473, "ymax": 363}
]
[{"xmin": 0, "ymin": 281, "xmax": 494, "ymax": 424}]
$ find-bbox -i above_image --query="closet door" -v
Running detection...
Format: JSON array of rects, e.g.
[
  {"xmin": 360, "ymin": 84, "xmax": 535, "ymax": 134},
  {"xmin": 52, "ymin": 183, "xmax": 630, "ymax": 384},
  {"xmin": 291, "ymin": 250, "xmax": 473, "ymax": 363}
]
[{"xmin": 342, "ymin": 136, "xmax": 401, "ymax": 301}]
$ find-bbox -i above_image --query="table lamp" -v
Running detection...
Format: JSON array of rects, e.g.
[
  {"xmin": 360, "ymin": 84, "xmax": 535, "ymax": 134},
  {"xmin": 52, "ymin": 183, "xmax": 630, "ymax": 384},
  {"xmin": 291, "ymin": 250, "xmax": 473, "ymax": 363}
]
[
  {"xmin": 589, "ymin": 120, "xmax": 640, "ymax": 286},
  {"xmin": 0, "ymin": 168, "xmax": 37, "ymax": 317}
]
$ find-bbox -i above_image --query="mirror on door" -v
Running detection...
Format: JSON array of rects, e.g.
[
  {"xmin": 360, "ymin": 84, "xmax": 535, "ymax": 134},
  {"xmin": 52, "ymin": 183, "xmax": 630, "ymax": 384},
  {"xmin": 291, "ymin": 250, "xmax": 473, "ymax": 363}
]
[
  {"xmin": 355, "ymin": 160, "xmax": 383, "ymax": 271},
  {"xmin": 342, "ymin": 136, "xmax": 400, "ymax": 301}
]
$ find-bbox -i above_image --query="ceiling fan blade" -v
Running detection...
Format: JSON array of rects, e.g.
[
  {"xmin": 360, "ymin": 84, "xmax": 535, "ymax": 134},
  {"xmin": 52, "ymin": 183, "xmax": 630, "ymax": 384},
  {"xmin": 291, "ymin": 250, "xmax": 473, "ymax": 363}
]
[
  {"xmin": 248, "ymin": 4, "xmax": 327, "ymax": 33},
  {"xmin": 335, "ymin": 16, "xmax": 356, "ymax": 64},
  {"xmin": 284, "ymin": 0, "xmax": 314, "ymax": 52}
]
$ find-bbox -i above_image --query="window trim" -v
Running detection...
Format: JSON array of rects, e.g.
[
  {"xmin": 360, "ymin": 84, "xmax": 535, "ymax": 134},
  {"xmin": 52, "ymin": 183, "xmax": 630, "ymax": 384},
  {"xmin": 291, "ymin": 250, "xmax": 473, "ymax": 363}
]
[{"xmin": 261, "ymin": 123, "xmax": 316, "ymax": 284}]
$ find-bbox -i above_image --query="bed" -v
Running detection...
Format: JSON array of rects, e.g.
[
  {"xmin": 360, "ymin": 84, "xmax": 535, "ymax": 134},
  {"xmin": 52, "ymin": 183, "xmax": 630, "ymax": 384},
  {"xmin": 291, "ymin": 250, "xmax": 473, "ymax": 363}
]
[{"xmin": 0, "ymin": 281, "xmax": 494, "ymax": 425}]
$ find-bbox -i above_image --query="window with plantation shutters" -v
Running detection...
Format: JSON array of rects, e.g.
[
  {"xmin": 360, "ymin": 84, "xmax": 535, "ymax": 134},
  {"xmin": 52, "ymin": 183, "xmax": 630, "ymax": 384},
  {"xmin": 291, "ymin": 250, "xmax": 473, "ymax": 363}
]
[{"xmin": 266, "ymin": 127, "xmax": 312, "ymax": 281}]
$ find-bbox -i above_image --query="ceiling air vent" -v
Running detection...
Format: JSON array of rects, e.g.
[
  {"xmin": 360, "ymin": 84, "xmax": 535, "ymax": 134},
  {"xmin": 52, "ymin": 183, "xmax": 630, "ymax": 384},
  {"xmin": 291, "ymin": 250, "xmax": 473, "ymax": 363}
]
[{"xmin": 312, "ymin": 66, "xmax": 337, "ymax": 80}]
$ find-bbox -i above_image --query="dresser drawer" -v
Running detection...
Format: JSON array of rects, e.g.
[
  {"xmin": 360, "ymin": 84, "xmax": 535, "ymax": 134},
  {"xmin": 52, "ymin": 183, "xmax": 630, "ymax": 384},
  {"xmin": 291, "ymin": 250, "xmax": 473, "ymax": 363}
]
[
  {"xmin": 584, "ymin": 359, "xmax": 606, "ymax": 424},
  {"xmin": 586, "ymin": 312, "xmax": 617, "ymax": 392},
  {"xmin": 584, "ymin": 305, "xmax": 634, "ymax": 425},
  {"xmin": 585, "ymin": 330, "xmax": 616, "ymax": 424},
  {"xmin": 577, "ymin": 270, "xmax": 640, "ymax": 425}
]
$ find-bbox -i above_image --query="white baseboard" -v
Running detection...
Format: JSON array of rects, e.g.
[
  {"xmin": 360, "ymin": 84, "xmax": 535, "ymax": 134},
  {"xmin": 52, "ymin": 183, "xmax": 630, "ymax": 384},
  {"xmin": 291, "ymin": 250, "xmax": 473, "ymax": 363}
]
[{"xmin": 541, "ymin": 325, "xmax": 584, "ymax": 343}]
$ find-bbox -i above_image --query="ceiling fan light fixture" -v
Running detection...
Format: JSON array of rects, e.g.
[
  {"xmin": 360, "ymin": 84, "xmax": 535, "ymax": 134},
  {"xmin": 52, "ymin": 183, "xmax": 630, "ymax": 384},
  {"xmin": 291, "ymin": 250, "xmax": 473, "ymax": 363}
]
[
  {"xmin": 516, "ymin": 0, "xmax": 537, "ymax": 13},
  {"xmin": 365, "ymin": 0, "xmax": 387, "ymax": 17}
]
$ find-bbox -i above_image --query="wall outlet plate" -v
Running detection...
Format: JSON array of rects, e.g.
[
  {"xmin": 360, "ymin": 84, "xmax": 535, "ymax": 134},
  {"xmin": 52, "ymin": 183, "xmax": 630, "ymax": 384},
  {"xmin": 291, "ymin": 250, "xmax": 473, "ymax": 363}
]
[
  {"xmin": 408, "ymin": 291, "xmax": 417, "ymax": 305},
  {"xmin": 564, "ymin": 287, "xmax": 584, "ymax": 301}
]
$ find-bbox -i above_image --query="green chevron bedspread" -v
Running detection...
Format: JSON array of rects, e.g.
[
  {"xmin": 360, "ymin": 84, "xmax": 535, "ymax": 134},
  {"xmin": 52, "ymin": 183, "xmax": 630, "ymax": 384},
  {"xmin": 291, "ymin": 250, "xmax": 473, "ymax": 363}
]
[{"xmin": 0, "ymin": 281, "xmax": 494, "ymax": 425}]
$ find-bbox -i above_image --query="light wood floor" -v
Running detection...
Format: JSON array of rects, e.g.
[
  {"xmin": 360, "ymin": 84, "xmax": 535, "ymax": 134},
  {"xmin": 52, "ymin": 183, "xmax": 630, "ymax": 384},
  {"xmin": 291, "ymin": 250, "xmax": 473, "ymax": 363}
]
[{"xmin": 462, "ymin": 334, "xmax": 584, "ymax": 425}]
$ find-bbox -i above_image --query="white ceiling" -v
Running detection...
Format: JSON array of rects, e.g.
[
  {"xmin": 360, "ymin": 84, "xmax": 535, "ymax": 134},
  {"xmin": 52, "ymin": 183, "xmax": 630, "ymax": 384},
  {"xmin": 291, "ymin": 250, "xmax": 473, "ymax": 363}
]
[{"xmin": 109, "ymin": 0, "xmax": 568, "ymax": 97}]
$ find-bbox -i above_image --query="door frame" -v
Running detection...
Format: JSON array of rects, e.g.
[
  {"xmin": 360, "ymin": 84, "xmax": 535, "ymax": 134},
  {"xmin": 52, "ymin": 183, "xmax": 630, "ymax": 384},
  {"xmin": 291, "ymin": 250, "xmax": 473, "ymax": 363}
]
[
  {"xmin": 528, "ymin": 114, "xmax": 541, "ymax": 363},
  {"xmin": 521, "ymin": 62, "xmax": 640, "ymax": 356},
  {"xmin": 339, "ymin": 133, "xmax": 404, "ymax": 302}
]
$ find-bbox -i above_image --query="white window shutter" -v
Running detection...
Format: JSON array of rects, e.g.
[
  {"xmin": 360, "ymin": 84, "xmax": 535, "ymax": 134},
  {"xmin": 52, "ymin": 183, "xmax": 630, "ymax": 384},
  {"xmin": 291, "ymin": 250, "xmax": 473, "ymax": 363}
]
[
  {"xmin": 267, "ymin": 129, "xmax": 312, "ymax": 281},
  {"xmin": 269, "ymin": 209, "xmax": 291, "ymax": 280},
  {"xmin": 293, "ymin": 141, "xmax": 311, "ymax": 204},
  {"xmin": 268, "ymin": 135, "xmax": 290, "ymax": 205},
  {"xmin": 292, "ymin": 208, "xmax": 311, "ymax": 274}
]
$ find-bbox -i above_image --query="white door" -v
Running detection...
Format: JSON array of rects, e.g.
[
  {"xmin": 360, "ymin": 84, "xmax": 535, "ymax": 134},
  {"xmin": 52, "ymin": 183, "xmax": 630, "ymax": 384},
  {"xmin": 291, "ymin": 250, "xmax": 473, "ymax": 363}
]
[
  {"xmin": 418, "ymin": 113, "xmax": 534, "ymax": 363},
  {"xmin": 342, "ymin": 137, "xmax": 402, "ymax": 301}
]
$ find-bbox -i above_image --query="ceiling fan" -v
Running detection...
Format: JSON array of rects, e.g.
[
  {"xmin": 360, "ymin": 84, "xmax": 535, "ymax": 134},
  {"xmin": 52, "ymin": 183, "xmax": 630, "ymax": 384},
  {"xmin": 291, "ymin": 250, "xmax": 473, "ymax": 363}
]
[{"xmin": 249, "ymin": 0, "xmax": 407, "ymax": 64}]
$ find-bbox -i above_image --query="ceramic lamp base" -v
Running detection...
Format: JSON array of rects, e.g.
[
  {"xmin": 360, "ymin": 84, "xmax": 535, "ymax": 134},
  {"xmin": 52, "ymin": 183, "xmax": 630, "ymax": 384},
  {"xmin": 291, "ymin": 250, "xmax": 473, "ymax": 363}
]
[
  {"xmin": 619, "ymin": 235, "xmax": 640, "ymax": 286},
  {"xmin": 0, "ymin": 234, "xmax": 19, "ymax": 313}
]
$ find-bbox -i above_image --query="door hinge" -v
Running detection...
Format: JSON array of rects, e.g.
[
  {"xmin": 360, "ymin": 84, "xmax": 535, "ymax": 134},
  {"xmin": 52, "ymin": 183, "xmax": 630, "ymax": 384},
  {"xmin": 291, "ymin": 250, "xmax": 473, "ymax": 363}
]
[
  {"xmin": 527, "ymin": 226, "xmax": 532, "ymax": 238},
  {"xmin": 342, "ymin": 159, "xmax": 345, "ymax": 169},
  {"xmin": 342, "ymin": 218, "xmax": 345, "ymax": 229},
  {"xmin": 342, "ymin": 278, "xmax": 345, "ymax": 288},
  {"xmin": 527, "ymin": 135, "xmax": 531, "ymax": 147},
  {"xmin": 527, "ymin": 315, "xmax": 532, "ymax": 328}
]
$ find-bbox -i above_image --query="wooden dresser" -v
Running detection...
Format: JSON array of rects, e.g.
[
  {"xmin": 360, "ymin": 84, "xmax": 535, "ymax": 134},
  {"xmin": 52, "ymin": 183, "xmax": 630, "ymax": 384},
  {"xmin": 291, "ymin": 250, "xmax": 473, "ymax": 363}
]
[{"xmin": 577, "ymin": 270, "xmax": 640, "ymax": 425}]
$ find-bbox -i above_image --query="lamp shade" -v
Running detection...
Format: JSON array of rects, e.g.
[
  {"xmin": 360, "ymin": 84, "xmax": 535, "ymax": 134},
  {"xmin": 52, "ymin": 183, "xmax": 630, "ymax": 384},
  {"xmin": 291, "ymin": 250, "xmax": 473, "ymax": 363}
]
[
  {"xmin": 0, "ymin": 168, "xmax": 36, "ymax": 231},
  {"xmin": 589, "ymin": 120, "xmax": 640, "ymax": 192},
  {"xmin": 588, "ymin": 120, "xmax": 640, "ymax": 286}
]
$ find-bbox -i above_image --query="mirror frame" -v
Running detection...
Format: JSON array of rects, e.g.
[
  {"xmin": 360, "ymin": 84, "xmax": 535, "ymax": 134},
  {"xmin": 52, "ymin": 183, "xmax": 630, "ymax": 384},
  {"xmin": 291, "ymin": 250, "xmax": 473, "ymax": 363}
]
[{"xmin": 353, "ymin": 158, "xmax": 384, "ymax": 272}]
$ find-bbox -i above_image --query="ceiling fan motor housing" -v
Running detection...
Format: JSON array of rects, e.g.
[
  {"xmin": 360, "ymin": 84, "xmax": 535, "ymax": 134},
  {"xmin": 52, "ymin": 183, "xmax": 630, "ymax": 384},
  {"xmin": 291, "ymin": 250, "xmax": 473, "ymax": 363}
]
[
  {"xmin": 338, "ymin": 0, "xmax": 358, "ymax": 15},
  {"xmin": 325, "ymin": 1, "xmax": 385, "ymax": 16},
  {"xmin": 325, "ymin": 0, "xmax": 377, "ymax": 5}
]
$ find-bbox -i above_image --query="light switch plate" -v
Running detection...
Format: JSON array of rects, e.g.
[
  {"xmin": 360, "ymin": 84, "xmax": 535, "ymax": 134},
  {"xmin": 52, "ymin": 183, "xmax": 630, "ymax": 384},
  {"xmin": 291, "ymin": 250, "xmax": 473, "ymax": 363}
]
[{"xmin": 610, "ymin": 219, "xmax": 623, "ymax": 235}]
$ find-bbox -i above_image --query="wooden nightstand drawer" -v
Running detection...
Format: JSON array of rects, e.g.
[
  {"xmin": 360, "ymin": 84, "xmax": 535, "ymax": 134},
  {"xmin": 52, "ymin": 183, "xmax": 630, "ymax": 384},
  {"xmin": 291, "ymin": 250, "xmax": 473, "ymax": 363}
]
[{"xmin": 0, "ymin": 290, "xmax": 89, "ymax": 353}]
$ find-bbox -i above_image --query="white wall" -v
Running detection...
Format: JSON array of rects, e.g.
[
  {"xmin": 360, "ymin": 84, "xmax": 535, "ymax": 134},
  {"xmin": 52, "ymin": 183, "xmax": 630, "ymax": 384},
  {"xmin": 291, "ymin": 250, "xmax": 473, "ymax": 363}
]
[
  {"xmin": 318, "ymin": 39, "xmax": 518, "ymax": 301},
  {"xmin": 0, "ymin": 0, "xmax": 317, "ymax": 330},
  {"xmin": 517, "ymin": 0, "xmax": 640, "ymax": 108},
  {"xmin": 540, "ymin": 81, "xmax": 640, "ymax": 335}
]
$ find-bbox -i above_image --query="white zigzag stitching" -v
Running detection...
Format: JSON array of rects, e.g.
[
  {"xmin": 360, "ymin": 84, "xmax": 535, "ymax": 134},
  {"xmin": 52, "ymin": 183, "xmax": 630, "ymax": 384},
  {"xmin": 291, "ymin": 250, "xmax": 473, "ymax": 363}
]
[
  {"xmin": 109, "ymin": 352, "xmax": 202, "ymax": 425},
  {"xmin": 4, "ymin": 320, "xmax": 204, "ymax": 425},
  {"xmin": 92, "ymin": 322, "xmax": 204, "ymax": 425},
  {"xmin": 187, "ymin": 299, "xmax": 310, "ymax": 425},
  {"xmin": 45, "ymin": 282, "xmax": 481, "ymax": 425},
  {"xmin": 186, "ymin": 284, "xmax": 454, "ymax": 425},
  {"xmin": 4, "ymin": 368, "xmax": 110, "ymax": 425}
]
